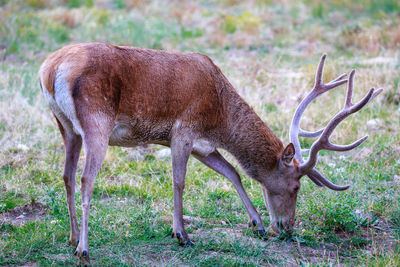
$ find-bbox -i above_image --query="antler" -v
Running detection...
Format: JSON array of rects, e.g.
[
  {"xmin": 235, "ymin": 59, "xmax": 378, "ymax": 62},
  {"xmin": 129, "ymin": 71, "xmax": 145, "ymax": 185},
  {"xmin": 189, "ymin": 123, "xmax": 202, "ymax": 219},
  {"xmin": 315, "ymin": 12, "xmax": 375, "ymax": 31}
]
[{"xmin": 290, "ymin": 54, "xmax": 383, "ymax": 190}]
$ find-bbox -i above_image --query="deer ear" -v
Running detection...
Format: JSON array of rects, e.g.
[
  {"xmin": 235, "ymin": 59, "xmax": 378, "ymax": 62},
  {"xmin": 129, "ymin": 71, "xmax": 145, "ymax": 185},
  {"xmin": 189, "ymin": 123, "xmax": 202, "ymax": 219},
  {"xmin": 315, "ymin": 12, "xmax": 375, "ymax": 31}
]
[{"xmin": 281, "ymin": 143, "xmax": 295, "ymax": 167}]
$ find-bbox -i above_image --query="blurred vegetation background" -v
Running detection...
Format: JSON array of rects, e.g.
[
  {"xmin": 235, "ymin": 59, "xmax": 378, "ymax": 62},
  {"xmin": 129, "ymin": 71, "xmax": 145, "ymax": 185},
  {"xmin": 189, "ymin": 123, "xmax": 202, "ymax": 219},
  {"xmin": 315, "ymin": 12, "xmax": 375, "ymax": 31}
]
[{"xmin": 1, "ymin": 0, "xmax": 400, "ymax": 59}]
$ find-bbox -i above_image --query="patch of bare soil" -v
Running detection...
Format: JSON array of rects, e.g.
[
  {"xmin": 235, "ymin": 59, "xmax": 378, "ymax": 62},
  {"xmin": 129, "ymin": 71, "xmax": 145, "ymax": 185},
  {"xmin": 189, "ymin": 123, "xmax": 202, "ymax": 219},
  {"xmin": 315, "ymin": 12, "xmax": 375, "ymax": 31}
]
[
  {"xmin": 356, "ymin": 219, "xmax": 398, "ymax": 255},
  {"xmin": 0, "ymin": 202, "xmax": 46, "ymax": 226}
]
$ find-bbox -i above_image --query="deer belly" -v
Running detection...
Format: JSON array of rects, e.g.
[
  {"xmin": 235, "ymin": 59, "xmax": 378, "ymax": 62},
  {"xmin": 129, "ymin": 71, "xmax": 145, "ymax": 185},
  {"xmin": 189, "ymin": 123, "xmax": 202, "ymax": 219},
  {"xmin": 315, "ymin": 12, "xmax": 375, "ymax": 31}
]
[{"xmin": 109, "ymin": 121, "xmax": 172, "ymax": 147}]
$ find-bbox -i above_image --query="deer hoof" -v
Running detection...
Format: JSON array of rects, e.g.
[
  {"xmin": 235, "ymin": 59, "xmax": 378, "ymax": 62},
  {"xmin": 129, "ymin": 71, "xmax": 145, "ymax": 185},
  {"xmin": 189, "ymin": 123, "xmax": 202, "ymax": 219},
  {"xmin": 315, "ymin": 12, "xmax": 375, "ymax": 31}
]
[
  {"xmin": 173, "ymin": 231, "xmax": 193, "ymax": 246},
  {"xmin": 171, "ymin": 232, "xmax": 181, "ymax": 238},
  {"xmin": 176, "ymin": 233, "xmax": 185, "ymax": 245},
  {"xmin": 178, "ymin": 239, "xmax": 194, "ymax": 247},
  {"xmin": 77, "ymin": 250, "xmax": 90, "ymax": 266},
  {"xmin": 185, "ymin": 240, "xmax": 195, "ymax": 247},
  {"xmin": 255, "ymin": 229, "xmax": 266, "ymax": 237}
]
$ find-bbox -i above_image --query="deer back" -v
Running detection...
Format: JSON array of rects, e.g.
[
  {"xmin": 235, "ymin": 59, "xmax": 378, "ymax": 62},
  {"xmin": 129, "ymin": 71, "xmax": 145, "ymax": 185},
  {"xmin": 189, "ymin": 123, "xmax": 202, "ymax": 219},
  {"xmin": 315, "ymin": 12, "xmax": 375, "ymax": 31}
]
[{"xmin": 39, "ymin": 43, "xmax": 230, "ymax": 143}]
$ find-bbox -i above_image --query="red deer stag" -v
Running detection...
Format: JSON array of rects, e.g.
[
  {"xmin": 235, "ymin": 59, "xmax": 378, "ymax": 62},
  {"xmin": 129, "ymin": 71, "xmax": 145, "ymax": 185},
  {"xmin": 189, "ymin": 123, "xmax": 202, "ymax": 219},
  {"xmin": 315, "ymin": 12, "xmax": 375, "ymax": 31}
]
[{"xmin": 39, "ymin": 43, "xmax": 382, "ymax": 264}]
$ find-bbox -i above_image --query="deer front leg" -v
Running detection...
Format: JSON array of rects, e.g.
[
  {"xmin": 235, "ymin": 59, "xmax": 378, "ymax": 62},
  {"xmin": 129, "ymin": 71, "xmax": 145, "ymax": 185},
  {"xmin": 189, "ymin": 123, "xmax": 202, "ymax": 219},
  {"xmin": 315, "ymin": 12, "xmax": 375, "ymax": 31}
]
[
  {"xmin": 194, "ymin": 150, "xmax": 266, "ymax": 236},
  {"xmin": 75, "ymin": 136, "xmax": 108, "ymax": 265},
  {"xmin": 62, "ymin": 133, "xmax": 82, "ymax": 246},
  {"xmin": 170, "ymin": 136, "xmax": 193, "ymax": 246}
]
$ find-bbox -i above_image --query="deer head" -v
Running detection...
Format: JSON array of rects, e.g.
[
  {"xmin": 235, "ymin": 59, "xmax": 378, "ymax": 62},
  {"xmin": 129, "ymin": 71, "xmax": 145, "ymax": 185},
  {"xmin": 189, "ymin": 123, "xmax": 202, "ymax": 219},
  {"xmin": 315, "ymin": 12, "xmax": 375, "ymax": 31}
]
[{"xmin": 263, "ymin": 54, "xmax": 382, "ymax": 233}]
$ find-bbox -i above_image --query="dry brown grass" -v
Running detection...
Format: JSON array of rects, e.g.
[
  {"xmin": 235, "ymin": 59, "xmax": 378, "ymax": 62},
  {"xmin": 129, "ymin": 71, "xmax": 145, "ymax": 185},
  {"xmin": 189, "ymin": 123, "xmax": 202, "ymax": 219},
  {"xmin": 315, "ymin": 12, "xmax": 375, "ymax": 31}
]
[{"xmin": 49, "ymin": 8, "xmax": 83, "ymax": 28}]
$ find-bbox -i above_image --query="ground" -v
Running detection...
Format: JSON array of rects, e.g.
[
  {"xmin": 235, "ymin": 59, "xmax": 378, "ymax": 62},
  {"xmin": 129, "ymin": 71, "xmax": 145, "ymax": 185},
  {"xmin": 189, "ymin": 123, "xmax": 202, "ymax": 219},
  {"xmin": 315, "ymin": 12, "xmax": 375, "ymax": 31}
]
[{"xmin": 0, "ymin": 0, "xmax": 399, "ymax": 266}]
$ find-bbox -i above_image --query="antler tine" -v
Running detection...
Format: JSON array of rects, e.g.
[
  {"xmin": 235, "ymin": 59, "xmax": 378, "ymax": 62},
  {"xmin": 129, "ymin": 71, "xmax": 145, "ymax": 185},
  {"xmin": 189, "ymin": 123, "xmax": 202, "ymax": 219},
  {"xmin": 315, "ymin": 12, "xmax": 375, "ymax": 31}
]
[
  {"xmin": 346, "ymin": 70, "xmax": 383, "ymax": 110},
  {"xmin": 306, "ymin": 171, "xmax": 325, "ymax": 187},
  {"xmin": 325, "ymin": 135, "xmax": 368, "ymax": 151},
  {"xmin": 308, "ymin": 169, "xmax": 350, "ymax": 191},
  {"xmin": 323, "ymin": 73, "xmax": 348, "ymax": 91},
  {"xmin": 315, "ymin": 56, "xmax": 348, "ymax": 91},
  {"xmin": 348, "ymin": 87, "xmax": 375, "ymax": 113},
  {"xmin": 329, "ymin": 73, "xmax": 347, "ymax": 83},
  {"xmin": 369, "ymin": 88, "xmax": 383, "ymax": 103},
  {"xmin": 345, "ymin": 70, "xmax": 355, "ymax": 108},
  {"xmin": 314, "ymin": 54, "xmax": 327, "ymax": 88},
  {"xmin": 324, "ymin": 77, "xmax": 348, "ymax": 90}
]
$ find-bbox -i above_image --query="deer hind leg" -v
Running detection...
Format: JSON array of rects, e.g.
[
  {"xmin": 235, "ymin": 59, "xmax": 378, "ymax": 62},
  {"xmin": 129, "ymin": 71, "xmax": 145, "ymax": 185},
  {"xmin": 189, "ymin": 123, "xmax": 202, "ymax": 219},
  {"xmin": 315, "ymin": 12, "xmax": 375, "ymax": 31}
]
[
  {"xmin": 55, "ymin": 117, "xmax": 82, "ymax": 246},
  {"xmin": 62, "ymin": 134, "xmax": 82, "ymax": 246},
  {"xmin": 170, "ymin": 134, "xmax": 193, "ymax": 246},
  {"xmin": 74, "ymin": 133, "xmax": 109, "ymax": 265},
  {"xmin": 193, "ymin": 150, "xmax": 266, "ymax": 237}
]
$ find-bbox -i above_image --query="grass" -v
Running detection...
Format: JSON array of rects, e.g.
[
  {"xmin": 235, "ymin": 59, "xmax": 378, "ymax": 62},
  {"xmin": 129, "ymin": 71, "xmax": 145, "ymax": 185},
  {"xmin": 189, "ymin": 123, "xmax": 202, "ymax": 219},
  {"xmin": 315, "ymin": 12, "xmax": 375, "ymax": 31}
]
[{"xmin": 0, "ymin": 0, "xmax": 399, "ymax": 265}]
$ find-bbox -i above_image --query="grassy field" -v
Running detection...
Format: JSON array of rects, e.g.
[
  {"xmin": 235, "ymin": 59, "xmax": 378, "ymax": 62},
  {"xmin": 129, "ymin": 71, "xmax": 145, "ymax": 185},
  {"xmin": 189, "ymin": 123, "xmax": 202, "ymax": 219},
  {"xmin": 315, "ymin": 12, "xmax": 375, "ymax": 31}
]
[{"xmin": 0, "ymin": 0, "xmax": 399, "ymax": 265}]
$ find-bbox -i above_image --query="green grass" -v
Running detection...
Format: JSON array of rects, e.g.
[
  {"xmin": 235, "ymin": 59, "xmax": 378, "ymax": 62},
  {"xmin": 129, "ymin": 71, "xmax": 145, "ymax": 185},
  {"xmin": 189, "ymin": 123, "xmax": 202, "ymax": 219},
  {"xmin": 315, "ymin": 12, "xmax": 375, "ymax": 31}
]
[{"xmin": 1, "ymin": 0, "xmax": 399, "ymax": 265}]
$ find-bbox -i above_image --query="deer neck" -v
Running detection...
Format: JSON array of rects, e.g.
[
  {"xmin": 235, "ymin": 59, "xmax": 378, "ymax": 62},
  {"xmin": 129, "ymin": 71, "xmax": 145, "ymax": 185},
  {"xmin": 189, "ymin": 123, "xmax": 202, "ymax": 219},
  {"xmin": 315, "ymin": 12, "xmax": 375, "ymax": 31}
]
[{"xmin": 221, "ymin": 91, "xmax": 284, "ymax": 180}]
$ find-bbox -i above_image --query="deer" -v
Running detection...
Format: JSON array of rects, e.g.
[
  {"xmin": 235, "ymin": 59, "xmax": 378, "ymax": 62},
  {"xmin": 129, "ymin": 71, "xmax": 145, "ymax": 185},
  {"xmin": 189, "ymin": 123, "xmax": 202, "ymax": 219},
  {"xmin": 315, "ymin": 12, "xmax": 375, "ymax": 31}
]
[{"xmin": 38, "ymin": 43, "xmax": 382, "ymax": 265}]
